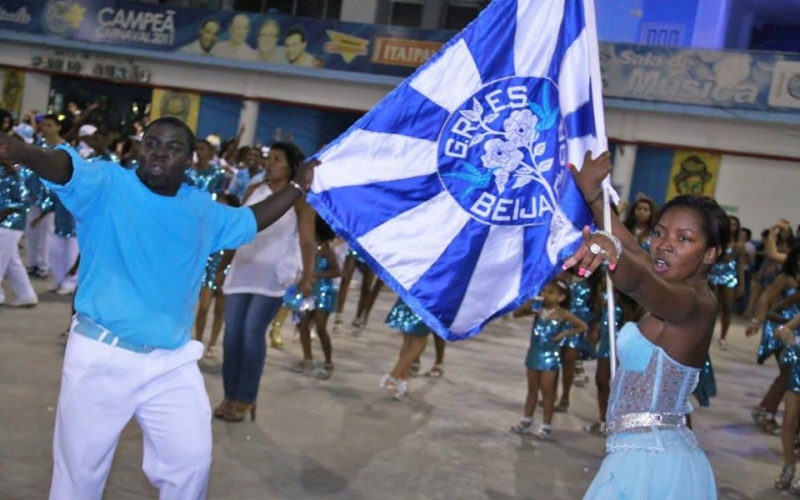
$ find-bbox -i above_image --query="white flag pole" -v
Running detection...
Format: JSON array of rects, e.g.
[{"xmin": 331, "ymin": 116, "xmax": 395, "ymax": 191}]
[{"xmin": 582, "ymin": 0, "xmax": 618, "ymax": 380}]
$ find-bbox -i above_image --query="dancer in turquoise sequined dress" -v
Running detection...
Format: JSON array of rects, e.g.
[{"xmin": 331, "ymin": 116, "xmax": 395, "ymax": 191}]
[
  {"xmin": 333, "ymin": 246, "xmax": 378, "ymax": 334},
  {"xmin": 380, "ymin": 298, "xmax": 443, "ymax": 398},
  {"xmin": 709, "ymin": 215, "xmax": 743, "ymax": 350},
  {"xmin": 746, "ymin": 247, "xmax": 800, "ymax": 491},
  {"xmin": 566, "ymin": 152, "xmax": 726, "ymax": 499},
  {"xmin": 510, "ymin": 279, "xmax": 587, "ymax": 440},
  {"xmin": 557, "ymin": 272, "xmax": 595, "ymax": 411},
  {"xmin": 584, "ymin": 274, "xmax": 626, "ymax": 436},
  {"xmin": 291, "ymin": 215, "xmax": 340, "ymax": 380},
  {"xmin": 746, "ymin": 246, "xmax": 800, "ymax": 439},
  {"xmin": 190, "ymin": 138, "xmax": 235, "ymax": 358}
]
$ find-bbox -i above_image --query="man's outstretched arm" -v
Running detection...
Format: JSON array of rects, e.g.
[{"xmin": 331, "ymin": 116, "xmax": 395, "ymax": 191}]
[{"xmin": 0, "ymin": 133, "xmax": 72, "ymax": 185}]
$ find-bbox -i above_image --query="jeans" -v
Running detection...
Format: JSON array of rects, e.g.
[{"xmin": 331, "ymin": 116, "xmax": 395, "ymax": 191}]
[{"xmin": 222, "ymin": 293, "xmax": 283, "ymax": 404}]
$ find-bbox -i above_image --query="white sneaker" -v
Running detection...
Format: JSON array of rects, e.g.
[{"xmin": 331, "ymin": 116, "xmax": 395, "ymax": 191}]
[
  {"xmin": 55, "ymin": 285, "xmax": 76, "ymax": 296},
  {"xmin": 6, "ymin": 298, "xmax": 38, "ymax": 308}
]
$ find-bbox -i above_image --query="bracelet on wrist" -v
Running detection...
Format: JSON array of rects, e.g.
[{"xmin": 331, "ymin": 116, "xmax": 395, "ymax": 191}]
[
  {"xmin": 593, "ymin": 230, "xmax": 623, "ymax": 260},
  {"xmin": 588, "ymin": 191, "xmax": 604, "ymax": 206},
  {"xmin": 289, "ymin": 180, "xmax": 307, "ymax": 196}
]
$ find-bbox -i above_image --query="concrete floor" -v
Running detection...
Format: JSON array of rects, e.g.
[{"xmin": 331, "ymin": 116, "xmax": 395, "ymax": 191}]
[{"xmin": 0, "ymin": 276, "xmax": 789, "ymax": 499}]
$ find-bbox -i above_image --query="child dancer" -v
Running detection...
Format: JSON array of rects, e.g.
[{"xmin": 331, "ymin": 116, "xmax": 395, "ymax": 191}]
[
  {"xmin": 511, "ymin": 279, "xmax": 588, "ymax": 440},
  {"xmin": 288, "ymin": 215, "xmax": 340, "ymax": 379},
  {"xmin": 380, "ymin": 298, "xmax": 435, "ymax": 399}
]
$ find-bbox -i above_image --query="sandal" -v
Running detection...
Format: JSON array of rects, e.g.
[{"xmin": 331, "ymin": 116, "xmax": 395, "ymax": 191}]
[
  {"xmin": 387, "ymin": 380, "xmax": 408, "ymax": 399},
  {"xmin": 424, "ymin": 364, "xmax": 445, "ymax": 378},
  {"xmin": 790, "ymin": 475, "xmax": 800, "ymax": 495},
  {"xmin": 751, "ymin": 407, "xmax": 769, "ymax": 425},
  {"xmin": 204, "ymin": 345, "xmax": 218, "ymax": 359},
  {"xmin": 584, "ymin": 421, "xmax": 607, "ymax": 436},
  {"xmin": 290, "ymin": 359, "xmax": 314, "ymax": 374},
  {"xmin": 554, "ymin": 400, "xmax": 569, "ymax": 413},
  {"xmin": 777, "ymin": 464, "xmax": 796, "ymax": 490},
  {"xmin": 534, "ymin": 425, "xmax": 553, "ymax": 441},
  {"xmin": 316, "ymin": 363, "xmax": 334, "ymax": 380},
  {"xmin": 410, "ymin": 360, "xmax": 421, "ymax": 377},
  {"xmin": 510, "ymin": 418, "xmax": 535, "ymax": 435},
  {"xmin": 759, "ymin": 418, "xmax": 781, "ymax": 436}
]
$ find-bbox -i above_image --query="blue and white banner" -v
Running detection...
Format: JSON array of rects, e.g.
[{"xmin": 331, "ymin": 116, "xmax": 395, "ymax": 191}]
[{"xmin": 309, "ymin": 0, "xmax": 603, "ymax": 341}]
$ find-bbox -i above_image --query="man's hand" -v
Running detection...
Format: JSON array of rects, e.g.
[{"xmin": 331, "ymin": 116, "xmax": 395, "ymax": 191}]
[
  {"xmin": 0, "ymin": 133, "xmax": 27, "ymax": 164},
  {"xmin": 0, "ymin": 133, "xmax": 72, "ymax": 184},
  {"xmin": 294, "ymin": 159, "xmax": 320, "ymax": 192}
]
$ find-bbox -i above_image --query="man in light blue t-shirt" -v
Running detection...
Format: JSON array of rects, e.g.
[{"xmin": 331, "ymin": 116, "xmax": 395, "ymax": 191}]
[{"xmin": 0, "ymin": 117, "xmax": 317, "ymax": 500}]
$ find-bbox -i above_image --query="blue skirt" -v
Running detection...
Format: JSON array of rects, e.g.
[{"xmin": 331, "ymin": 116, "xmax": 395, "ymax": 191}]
[
  {"xmin": 386, "ymin": 299, "xmax": 429, "ymax": 336},
  {"xmin": 525, "ymin": 342, "xmax": 561, "ymax": 371},
  {"xmin": 201, "ymin": 251, "xmax": 225, "ymax": 291},
  {"xmin": 347, "ymin": 248, "xmax": 366, "ymax": 265},
  {"xmin": 283, "ymin": 281, "xmax": 338, "ymax": 314},
  {"xmin": 758, "ymin": 320, "xmax": 784, "ymax": 364},
  {"xmin": 781, "ymin": 345, "xmax": 800, "ymax": 394},
  {"xmin": 692, "ymin": 357, "xmax": 717, "ymax": 407},
  {"xmin": 584, "ymin": 431, "xmax": 717, "ymax": 499}
]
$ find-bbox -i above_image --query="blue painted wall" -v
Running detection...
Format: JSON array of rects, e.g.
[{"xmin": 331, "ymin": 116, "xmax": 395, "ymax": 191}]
[
  {"xmin": 596, "ymin": 0, "xmax": 644, "ymax": 43},
  {"xmin": 196, "ymin": 95, "xmax": 242, "ymax": 142},
  {"xmin": 628, "ymin": 145, "xmax": 673, "ymax": 205},
  {"xmin": 595, "ymin": 0, "xmax": 703, "ymax": 47},
  {"xmin": 256, "ymin": 102, "xmax": 359, "ymax": 157}
]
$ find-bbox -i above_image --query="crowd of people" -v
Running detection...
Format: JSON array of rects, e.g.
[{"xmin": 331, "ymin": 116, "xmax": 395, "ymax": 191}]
[{"xmin": 1, "ymin": 103, "xmax": 798, "ymax": 498}]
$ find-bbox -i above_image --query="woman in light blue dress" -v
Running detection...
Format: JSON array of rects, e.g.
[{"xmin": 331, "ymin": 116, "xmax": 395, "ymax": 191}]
[{"xmin": 567, "ymin": 152, "xmax": 726, "ymax": 499}]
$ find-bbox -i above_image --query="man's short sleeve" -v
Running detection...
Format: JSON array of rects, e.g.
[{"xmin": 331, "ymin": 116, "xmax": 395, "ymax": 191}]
[
  {"xmin": 40, "ymin": 146, "xmax": 110, "ymax": 221},
  {"xmin": 210, "ymin": 203, "xmax": 258, "ymax": 252}
]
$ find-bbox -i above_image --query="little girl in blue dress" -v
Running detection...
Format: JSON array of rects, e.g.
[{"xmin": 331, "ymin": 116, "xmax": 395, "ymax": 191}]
[
  {"xmin": 285, "ymin": 215, "xmax": 340, "ymax": 379},
  {"xmin": 511, "ymin": 279, "xmax": 587, "ymax": 440}
]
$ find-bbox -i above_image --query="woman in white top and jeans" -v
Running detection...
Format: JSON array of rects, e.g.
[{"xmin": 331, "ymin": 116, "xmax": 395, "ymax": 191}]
[{"xmin": 217, "ymin": 142, "xmax": 315, "ymax": 422}]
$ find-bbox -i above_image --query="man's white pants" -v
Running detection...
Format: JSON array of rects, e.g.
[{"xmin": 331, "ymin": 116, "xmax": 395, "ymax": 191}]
[
  {"xmin": 0, "ymin": 227, "xmax": 38, "ymax": 303},
  {"xmin": 25, "ymin": 207, "xmax": 54, "ymax": 272},
  {"xmin": 50, "ymin": 331, "xmax": 212, "ymax": 500},
  {"xmin": 49, "ymin": 234, "xmax": 79, "ymax": 289}
]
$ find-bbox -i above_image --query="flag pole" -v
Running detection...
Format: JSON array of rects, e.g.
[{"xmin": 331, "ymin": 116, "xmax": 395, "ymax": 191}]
[{"xmin": 581, "ymin": 0, "xmax": 618, "ymax": 380}]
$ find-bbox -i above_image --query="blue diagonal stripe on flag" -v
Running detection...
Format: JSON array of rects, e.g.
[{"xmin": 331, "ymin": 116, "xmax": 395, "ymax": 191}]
[{"xmin": 309, "ymin": 0, "xmax": 605, "ymax": 341}]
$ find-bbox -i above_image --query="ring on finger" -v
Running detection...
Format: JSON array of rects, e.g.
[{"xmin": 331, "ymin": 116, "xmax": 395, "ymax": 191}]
[{"xmin": 589, "ymin": 243, "xmax": 604, "ymax": 255}]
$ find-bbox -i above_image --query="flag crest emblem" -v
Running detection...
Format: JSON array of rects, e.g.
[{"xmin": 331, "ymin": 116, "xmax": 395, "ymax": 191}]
[{"xmin": 310, "ymin": 0, "xmax": 604, "ymax": 340}]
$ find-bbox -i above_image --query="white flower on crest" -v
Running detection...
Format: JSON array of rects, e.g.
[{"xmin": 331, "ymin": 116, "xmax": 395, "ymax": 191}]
[
  {"xmin": 503, "ymin": 109, "xmax": 538, "ymax": 147},
  {"xmin": 481, "ymin": 139, "xmax": 523, "ymax": 173}
]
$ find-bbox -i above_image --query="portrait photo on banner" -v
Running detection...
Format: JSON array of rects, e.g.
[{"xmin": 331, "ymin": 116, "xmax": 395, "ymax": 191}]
[{"xmin": 150, "ymin": 88, "xmax": 200, "ymax": 132}]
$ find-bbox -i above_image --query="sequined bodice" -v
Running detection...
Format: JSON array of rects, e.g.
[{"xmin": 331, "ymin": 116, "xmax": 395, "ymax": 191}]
[
  {"xmin": 569, "ymin": 280, "xmax": 593, "ymax": 322},
  {"xmin": 608, "ymin": 323, "xmax": 699, "ymax": 420},
  {"xmin": 184, "ymin": 166, "xmax": 225, "ymax": 196},
  {"xmin": 781, "ymin": 287, "xmax": 800, "ymax": 319},
  {"xmin": 0, "ymin": 169, "xmax": 28, "ymax": 230},
  {"xmin": 530, "ymin": 317, "xmax": 565, "ymax": 345}
]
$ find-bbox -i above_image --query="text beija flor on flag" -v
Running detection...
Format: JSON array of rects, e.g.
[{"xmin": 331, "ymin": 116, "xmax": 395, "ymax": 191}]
[{"xmin": 309, "ymin": 0, "xmax": 604, "ymax": 341}]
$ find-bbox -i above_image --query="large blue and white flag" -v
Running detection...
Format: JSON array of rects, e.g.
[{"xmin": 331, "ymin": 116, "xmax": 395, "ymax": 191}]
[{"xmin": 309, "ymin": 0, "xmax": 605, "ymax": 341}]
